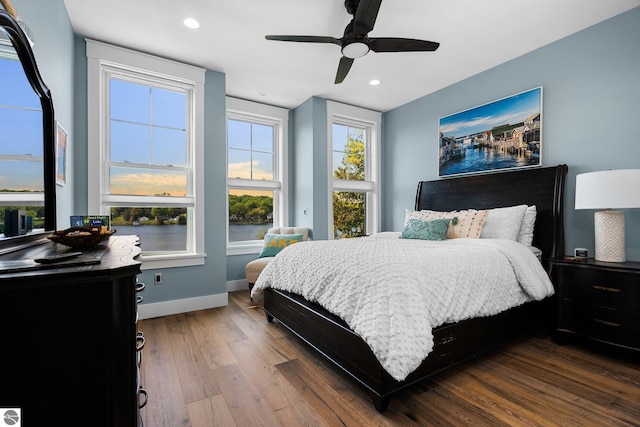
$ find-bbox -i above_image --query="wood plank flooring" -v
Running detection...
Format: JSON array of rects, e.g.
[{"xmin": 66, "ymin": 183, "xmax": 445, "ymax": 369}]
[{"xmin": 139, "ymin": 291, "xmax": 640, "ymax": 426}]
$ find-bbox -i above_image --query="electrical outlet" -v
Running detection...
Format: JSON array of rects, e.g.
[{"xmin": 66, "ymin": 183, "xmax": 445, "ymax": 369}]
[{"xmin": 154, "ymin": 272, "xmax": 163, "ymax": 285}]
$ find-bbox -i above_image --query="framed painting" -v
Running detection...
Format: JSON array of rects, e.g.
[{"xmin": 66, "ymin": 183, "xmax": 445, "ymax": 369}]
[
  {"xmin": 438, "ymin": 87, "xmax": 542, "ymax": 178},
  {"xmin": 56, "ymin": 122, "xmax": 67, "ymax": 186}
]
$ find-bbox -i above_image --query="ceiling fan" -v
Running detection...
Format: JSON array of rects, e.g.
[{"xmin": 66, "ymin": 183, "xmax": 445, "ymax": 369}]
[{"xmin": 265, "ymin": 0, "xmax": 440, "ymax": 84}]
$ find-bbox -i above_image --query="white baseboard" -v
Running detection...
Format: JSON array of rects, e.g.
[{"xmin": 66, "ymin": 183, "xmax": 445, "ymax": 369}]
[
  {"xmin": 138, "ymin": 293, "xmax": 228, "ymax": 320},
  {"xmin": 227, "ymin": 279, "xmax": 250, "ymax": 293},
  {"xmin": 138, "ymin": 281, "xmax": 250, "ymax": 319}
]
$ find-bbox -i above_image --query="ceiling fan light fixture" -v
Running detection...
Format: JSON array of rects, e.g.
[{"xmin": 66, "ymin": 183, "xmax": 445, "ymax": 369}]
[
  {"xmin": 342, "ymin": 41, "xmax": 369, "ymax": 59},
  {"xmin": 183, "ymin": 17, "xmax": 200, "ymax": 29}
]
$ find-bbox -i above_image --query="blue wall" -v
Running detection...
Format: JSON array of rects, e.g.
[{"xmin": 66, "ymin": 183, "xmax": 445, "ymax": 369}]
[
  {"xmin": 291, "ymin": 96, "xmax": 328, "ymax": 239},
  {"xmin": 382, "ymin": 7, "xmax": 640, "ymax": 261}
]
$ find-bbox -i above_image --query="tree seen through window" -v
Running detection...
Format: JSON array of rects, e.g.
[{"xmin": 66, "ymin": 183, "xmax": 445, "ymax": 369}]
[{"xmin": 333, "ymin": 125, "xmax": 366, "ymax": 239}]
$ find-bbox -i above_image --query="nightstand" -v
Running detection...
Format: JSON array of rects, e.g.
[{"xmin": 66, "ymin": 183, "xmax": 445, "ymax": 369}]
[{"xmin": 550, "ymin": 257, "xmax": 640, "ymax": 352}]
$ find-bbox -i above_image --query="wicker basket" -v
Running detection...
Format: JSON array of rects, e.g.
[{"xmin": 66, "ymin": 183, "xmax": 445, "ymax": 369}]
[{"xmin": 48, "ymin": 226, "xmax": 115, "ymax": 249}]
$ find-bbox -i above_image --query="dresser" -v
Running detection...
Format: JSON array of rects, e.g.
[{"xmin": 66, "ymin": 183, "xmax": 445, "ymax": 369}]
[
  {"xmin": 0, "ymin": 235, "xmax": 146, "ymax": 426},
  {"xmin": 550, "ymin": 257, "xmax": 640, "ymax": 352}
]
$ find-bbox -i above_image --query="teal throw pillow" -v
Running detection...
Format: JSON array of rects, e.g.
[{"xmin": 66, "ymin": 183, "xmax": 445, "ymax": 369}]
[
  {"xmin": 258, "ymin": 233, "xmax": 304, "ymax": 258},
  {"xmin": 401, "ymin": 218, "xmax": 454, "ymax": 241}
]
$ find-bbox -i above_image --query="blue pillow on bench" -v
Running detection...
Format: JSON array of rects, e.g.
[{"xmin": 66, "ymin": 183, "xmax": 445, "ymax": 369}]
[{"xmin": 258, "ymin": 233, "xmax": 304, "ymax": 258}]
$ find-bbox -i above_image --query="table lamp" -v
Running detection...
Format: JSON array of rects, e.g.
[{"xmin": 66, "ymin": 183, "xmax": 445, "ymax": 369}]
[{"xmin": 575, "ymin": 169, "xmax": 640, "ymax": 262}]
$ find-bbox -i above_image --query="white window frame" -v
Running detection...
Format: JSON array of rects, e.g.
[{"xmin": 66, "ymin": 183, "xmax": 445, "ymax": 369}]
[
  {"xmin": 86, "ymin": 39, "xmax": 206, "ymax": 269},
  {"xmin": 226, "ymin": 97, "xmax": 288, "ymax": 255},
  {"xmin": 327, "ymin": 101, "xmax": 381, "ymax": 239}
]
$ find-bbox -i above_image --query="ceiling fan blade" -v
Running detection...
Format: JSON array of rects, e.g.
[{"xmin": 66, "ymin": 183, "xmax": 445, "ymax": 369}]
[
  {"xmin": 353, "ymin": 0, "xmax": 383, "ymax": 36},
  {"xmin": 370, "ymin": 37, "xmax": 440, "ymax": 52},
  {"xmin": 265, "ymin": 35, "xmax": 341, "ymax": 46},
  {"xmin": 335, "ymin": 56, "xmax": 354, "ymax": 84}
]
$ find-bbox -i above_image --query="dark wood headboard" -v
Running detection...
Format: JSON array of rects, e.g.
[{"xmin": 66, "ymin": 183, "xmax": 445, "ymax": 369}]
[{"xmin": 415, "ymin": 164, "xmax": 568, "ymax": 269}]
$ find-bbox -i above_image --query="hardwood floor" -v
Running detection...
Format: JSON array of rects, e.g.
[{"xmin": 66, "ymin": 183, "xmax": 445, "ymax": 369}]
[{"xmin": 139, "ymin": 291, "xmax": 640, "ymax": 426}]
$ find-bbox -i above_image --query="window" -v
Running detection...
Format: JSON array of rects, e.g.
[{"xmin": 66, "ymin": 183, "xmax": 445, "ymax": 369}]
[
  {"xmin": 0, "ymin": 46, "xmax": 45, "ymax": 235},
  {"xmin": 327, "ymin": 101, "xmax": 381, "ymax": 239},
  {"xmin": 226, "ymin": 97, "xmax": 288, "ymax": 255},
  {"xmin": 87, "ymin": 40, "xmax": 205, "ymax": 268}
]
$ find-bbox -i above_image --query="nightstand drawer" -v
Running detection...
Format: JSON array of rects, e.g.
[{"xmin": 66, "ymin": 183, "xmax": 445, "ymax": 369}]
[
  {"xmin": 561, "ymin": 300, "xmax": 640, "ymax": 349},
  {"xmin": 559, "ymin": 267, "xmax": 640, "ymax": 310}
]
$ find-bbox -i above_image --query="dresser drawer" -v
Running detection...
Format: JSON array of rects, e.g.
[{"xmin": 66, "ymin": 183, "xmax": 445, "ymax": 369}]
[
  {"xmin": 560, "ymin": 300, "xmax": 640, "ymax": 349},
  {"xmin": 559, "ymin": 267, "xmax": 640, "ymax": 310}
]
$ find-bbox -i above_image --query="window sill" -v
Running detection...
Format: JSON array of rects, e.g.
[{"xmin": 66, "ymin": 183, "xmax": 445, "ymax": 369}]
[
  {"xmin": 226, "ymin": 242, "xmax": 262, "ymax": 256},
  {"xmin": 140, "ymin": 252, "xmax": 206, "ymax": 270}
]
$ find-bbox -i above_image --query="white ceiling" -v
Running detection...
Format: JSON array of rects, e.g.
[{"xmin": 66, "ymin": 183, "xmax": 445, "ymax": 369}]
[{"xmin": 63, "ymin": 0, "xmax": 639, "ymax": 112}]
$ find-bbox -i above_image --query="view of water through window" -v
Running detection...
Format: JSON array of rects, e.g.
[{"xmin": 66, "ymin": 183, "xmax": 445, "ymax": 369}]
[{"xmin": 114, "ymin": 223, "xmax": 270, "ymax": 251}]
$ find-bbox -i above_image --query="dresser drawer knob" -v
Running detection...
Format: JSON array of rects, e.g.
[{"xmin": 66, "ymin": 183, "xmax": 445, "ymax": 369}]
[
  {"xmin": 136, "ymin": 282, "xmax": 146, "ymax": 293},
  {"xmin": 591, "ymin": 285, "xmax": 621, "ymax": 293},
  {"xmin": 593, "ymin": 318, "xmax": 621, "ymax": 328},
  {"xmin": 139, "ymin": 388, "xmax": 148, "ymax": 408},
  {"xmin": 136, "ymin": 332, "xmax": 146, "ymax": 351}
]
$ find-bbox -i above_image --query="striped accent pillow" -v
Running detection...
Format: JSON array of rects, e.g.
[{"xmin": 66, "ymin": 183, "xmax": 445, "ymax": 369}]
[{"xmin": 404, "ymin": 209, "xmax": 489, "ymax": 239}]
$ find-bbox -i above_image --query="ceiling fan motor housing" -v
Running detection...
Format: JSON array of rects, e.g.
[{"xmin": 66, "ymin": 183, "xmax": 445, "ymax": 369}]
[{"xmin": 344, "ymin": 0, "xmax": 360, "ymax": 15}]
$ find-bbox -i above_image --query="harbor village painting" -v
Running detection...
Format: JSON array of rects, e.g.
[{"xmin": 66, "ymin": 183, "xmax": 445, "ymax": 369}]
[{"xmin": 438, "ymin": 87, "xmax": 542, "ymax": 177}]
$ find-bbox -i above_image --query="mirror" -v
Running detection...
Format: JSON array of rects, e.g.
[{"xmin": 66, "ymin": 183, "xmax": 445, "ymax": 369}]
[{"xmin": 0, "ymin": 10, "xmax": 56, "ymax": 248}]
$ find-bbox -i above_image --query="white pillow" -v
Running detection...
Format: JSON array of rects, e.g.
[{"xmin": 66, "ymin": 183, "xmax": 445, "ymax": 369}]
[
  {"xmin": 517, "ymin": 205, "xmax": 537, "ymax": 246},
  {"xmin": 404, "ymin": 208, "xmax": 488, "ymax": 239},
  {"xmin": 480, "ymin": 204, "xmax": 528, "ymax": 241},
  {"xmin": 404, "ymin": 208, "xmax": 417, "ymax": 226}
]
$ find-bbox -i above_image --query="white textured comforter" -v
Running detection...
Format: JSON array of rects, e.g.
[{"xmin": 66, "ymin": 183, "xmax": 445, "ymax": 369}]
[{"xmin": 251, "ymin": 234, "xmax": 554, "ymax": 381}]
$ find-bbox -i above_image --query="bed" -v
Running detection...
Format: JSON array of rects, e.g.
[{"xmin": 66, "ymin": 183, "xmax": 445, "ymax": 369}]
[{"xmin": 253, "ymin": 164, "xmax": 567, "ymax": 412}]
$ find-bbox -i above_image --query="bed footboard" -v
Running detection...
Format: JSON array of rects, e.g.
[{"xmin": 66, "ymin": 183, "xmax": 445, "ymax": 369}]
[{"xmin": 263, "ymin": 287, "xmax": 552, "ymax": 412}]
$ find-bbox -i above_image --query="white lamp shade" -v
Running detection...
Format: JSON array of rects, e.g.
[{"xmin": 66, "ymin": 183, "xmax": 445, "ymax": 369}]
[{"xmin": 575, "ymin": 169, "xmax": 640, "ymax": 209}]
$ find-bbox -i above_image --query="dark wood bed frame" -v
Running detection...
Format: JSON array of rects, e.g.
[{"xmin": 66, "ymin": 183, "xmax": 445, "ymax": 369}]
[{"xmin": 262, "ymin": 164, "xmax": 568, "ymax": 412}]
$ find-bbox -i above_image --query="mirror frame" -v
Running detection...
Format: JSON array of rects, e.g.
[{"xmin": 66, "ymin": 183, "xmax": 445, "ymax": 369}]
[{"xmin": 0, "ymin": 10, "xmax": 56, "ymax": 237}]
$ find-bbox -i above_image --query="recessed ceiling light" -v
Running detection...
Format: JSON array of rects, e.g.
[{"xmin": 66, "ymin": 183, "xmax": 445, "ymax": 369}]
[
  {"xmin": 370, "ymin": 79, "xmax": 381, "ymax": 86},
  {"xmin": 183, "ymin": 18, "xmax": 200, "ymax": 29}
]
